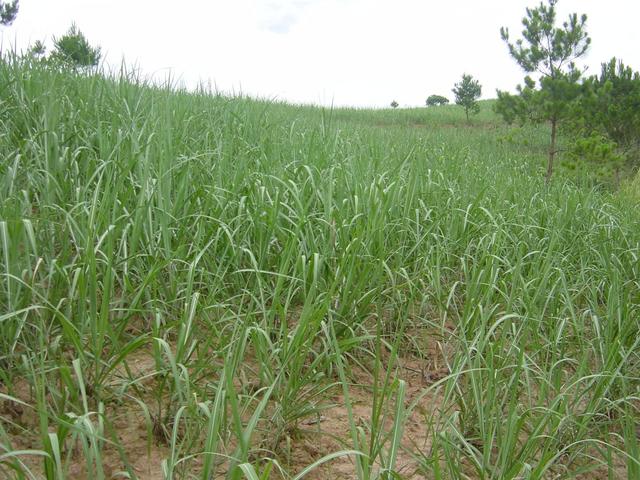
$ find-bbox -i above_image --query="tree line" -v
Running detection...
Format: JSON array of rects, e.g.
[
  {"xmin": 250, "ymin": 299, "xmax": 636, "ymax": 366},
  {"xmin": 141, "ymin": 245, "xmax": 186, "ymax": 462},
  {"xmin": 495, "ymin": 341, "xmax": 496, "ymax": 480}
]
[
  {"xmin": 497, "ymin": 0, "xmax": 640, "ymax": 183},
  {"xmin": 393, "ymin": 0, "xmax": 640, "ymax": 183}
]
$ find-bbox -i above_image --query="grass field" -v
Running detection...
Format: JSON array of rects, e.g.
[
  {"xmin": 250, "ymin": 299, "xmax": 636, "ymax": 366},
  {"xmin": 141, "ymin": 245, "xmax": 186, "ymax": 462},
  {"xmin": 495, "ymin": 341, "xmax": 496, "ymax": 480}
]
[{"xmin": 1, "ymin": 59, "xmax": 639, "ymax": 479}]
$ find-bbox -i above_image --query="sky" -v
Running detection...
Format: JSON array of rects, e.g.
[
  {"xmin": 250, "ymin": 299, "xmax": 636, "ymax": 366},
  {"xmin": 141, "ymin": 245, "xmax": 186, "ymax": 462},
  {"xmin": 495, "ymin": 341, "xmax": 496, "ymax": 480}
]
[{"xmin": 3, "ymin": 0, "xmax": 640, "ymax": 107}]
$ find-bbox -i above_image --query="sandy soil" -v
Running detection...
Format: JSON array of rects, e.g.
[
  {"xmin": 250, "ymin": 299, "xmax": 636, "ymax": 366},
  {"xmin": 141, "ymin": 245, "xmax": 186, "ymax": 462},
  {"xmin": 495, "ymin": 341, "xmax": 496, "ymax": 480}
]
[{"xmin": 0, "ymin": 330, "xmax": 629, "ymax": 479}]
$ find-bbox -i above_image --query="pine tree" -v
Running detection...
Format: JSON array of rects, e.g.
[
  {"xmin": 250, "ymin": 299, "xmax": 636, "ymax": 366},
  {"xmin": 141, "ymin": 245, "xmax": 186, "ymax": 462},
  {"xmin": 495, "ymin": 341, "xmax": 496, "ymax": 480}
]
[
  {"xmin": 452, "ymin": 74, "xmax": 482, "ymax": 122},
  {"xmin": 496, "ymin": 0, "xmax": 591, "ymax": 182},
  {"xmin": 0, "ymin": 0, "xmax": 19, "ymax": 26},
  {"xmin": 52, "ymin": 24, "xmax": 102, "ymax": 68}
]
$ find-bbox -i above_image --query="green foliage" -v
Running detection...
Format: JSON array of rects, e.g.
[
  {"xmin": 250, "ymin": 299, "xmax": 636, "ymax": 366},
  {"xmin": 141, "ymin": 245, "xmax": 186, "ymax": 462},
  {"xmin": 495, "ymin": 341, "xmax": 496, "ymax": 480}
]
[
  {"xmin": 51, "ymin": 23, "xmax": 101, "ymax": 68},
  {"xmin": 499, "ymin": 0, "xmax": 590, "ymax": 77},
  {"xmin": 390, "ymin": 100, "xmax": 399, "ymax": 109},
  {"xmin": 426, "ymin": 94, "xmax": 449, "ymax": 107},
  {"xmin": 497, "ymin": 0, "xmax": 591, "ymax": 181},
  {"xmin": 0, "ymin": 0, "xmax": 18, "ymax": 26},
  {"xmin": 495, "ymin": 89, "xmax": 526, "ymax": 125},
  {"xmin": 26, "ymin": 40, "xmax": 46, "ymax": 59},
  {"xmin": 625, "ymin": 170, "xmax": 640, "ymax": 201},
  {"xmin": 452, "ymin": 73, "xmax": 481, "ymax": 121},
  {"xmin": 496, "ymin": 71, "xmax": 582, "ymax": 126},
  {"xmin": 560, "ymin": 58, "xmax": 640, "ymax": 183},
  {"xmin": 566, "ymin": 132, "xmax": 625, "ymax": 183},
  {"xmin": 572, "ymin": 58, "xmax": 640, "ymax": 154}
]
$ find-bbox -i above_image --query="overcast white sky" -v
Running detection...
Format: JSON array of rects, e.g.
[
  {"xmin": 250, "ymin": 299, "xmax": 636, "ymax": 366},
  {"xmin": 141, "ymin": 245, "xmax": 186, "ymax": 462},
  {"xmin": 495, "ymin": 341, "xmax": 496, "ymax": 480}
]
[{"xmin": 4, "ymin": 0, "xmax": 640, "ymax": 107}]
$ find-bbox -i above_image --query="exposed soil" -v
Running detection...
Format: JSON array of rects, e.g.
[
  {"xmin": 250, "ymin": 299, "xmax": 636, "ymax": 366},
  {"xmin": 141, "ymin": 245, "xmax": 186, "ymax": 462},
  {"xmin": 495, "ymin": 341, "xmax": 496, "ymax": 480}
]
[
  {"xmin": 290, "ymin": 356, "xmax": 448, "ymax": 480},
  {"xmin": 1, "ymin": 331, "xmax": 451, "ymax": 479},
  {"xmin": 0, "ymin": 328, "xmax": 630, "ymax": 479}
]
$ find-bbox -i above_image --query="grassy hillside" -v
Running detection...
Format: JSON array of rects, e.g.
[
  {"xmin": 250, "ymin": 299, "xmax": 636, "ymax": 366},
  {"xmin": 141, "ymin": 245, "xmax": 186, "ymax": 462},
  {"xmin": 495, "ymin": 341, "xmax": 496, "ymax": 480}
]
[{"xmin": 1, "ymin": 59, "xmax": 639, "ymax": 479}]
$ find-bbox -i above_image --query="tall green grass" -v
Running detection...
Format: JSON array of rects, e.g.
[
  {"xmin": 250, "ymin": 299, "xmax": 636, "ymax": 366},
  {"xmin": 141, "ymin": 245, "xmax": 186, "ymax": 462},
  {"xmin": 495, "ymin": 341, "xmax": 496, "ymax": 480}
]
[{"xmin": 0, "ymin": 57, "xmax": 639, "ymax": 479}]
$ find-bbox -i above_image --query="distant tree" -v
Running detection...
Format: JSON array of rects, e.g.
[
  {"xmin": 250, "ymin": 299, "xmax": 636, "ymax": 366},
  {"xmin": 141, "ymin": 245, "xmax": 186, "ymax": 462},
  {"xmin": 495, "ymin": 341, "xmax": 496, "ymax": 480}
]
[
  {"xmin": 496, "ymin": 0, "xmax": 590, "ymax": 182},
  {"xmin": 0, "ymin": 0, "xmax": 18, "ymax": 26},
  {"xmin": 390, "ymin": 100, "xmax": 399, "ymax": 109},
  {"xmin": 51, "ymin": 24, "xmax": 101, "ymax": 68},
  {"xmin": 426, "ymin": 95, "xmax": 449, "ymax": 107},
  {"xmin": 452, "ymin": 74, "xmax": 481, "ymax": 121},
  {"xmin": 28, "ymin": 40, "xmax": 47, "ymax": 59}
]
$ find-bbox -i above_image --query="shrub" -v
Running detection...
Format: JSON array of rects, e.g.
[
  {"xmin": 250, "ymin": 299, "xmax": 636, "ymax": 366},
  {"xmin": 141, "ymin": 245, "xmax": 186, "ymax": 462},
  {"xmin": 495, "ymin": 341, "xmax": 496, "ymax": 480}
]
[{"xmin": 426, "ymin": 95, "xmax": 449, "ymax": 107}]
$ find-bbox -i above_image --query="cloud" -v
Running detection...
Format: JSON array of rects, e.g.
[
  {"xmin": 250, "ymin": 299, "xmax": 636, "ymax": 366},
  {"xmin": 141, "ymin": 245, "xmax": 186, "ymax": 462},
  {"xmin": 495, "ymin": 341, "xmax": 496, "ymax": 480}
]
[
  {"xmin": 263, "ymin": 12, "xmax": 298, "ymax": 34},
  {"xmin": 257, "ymin": 0, "xmax": 316, "ymax": 34}
]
